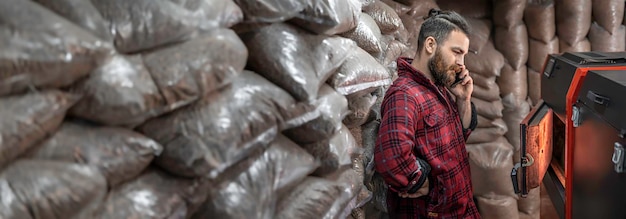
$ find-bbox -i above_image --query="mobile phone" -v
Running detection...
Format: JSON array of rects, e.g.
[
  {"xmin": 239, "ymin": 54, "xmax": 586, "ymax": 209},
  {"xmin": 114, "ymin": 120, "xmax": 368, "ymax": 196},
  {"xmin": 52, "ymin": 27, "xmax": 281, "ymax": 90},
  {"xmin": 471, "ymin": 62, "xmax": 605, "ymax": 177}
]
[{"xmin": 450, "ymin": 71, "xmax": 465, "ymax": 88}]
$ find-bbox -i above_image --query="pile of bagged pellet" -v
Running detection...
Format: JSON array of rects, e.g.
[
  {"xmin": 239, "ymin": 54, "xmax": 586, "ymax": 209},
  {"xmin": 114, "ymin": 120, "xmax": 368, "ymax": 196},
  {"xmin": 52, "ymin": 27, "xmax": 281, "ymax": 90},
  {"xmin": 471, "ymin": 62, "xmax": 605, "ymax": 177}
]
[{"xmin": 0, "ymin": 0, "xmax": 402, "ymax": 218}]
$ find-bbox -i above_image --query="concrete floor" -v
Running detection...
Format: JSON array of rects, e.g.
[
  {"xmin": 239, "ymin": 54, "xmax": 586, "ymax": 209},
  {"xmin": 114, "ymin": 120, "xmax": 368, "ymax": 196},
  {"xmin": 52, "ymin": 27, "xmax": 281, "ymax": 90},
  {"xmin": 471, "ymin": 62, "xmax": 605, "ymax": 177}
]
[{"xmin": 362, "ymin": 182, "xmax": 562, "ymax": 219}]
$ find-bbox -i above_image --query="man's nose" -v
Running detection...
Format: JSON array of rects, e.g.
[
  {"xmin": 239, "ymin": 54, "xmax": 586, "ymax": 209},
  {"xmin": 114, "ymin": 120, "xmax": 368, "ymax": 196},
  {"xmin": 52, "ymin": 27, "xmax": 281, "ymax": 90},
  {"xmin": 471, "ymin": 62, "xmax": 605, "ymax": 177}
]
[
  {"xmin": 456, "ymin": 57, "xmax": 465, "ymax": 67},
  {"xmin": 457, "ymin": 63, "xmax": 466, "ymax": 71}
]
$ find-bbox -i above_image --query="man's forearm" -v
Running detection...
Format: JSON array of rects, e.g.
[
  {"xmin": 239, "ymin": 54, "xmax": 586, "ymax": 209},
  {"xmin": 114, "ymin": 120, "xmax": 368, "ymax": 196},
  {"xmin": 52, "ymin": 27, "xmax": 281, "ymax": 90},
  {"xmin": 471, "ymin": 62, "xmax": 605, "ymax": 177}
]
[{"xmin": 457, "ymin": 99, "xmax": 472, "ymax": 129}]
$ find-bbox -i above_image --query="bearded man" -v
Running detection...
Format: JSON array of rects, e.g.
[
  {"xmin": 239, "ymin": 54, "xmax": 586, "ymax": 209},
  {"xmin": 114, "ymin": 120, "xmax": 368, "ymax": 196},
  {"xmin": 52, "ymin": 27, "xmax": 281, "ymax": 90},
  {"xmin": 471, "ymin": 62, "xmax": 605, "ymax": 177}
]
[{"xmin": 374, "ymin": 9, "xmax": 480, "ymax": 219}]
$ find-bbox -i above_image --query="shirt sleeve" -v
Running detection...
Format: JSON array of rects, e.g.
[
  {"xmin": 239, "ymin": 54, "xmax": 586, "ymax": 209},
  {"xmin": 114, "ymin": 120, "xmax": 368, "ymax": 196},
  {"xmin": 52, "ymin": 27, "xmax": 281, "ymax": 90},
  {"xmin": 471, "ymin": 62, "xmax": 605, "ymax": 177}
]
[
  {"xmin": 462, "ymin": 101, "xmax": 478, "ymax": 140},
  {"xmin": 374, "ymin": 89, "xmax": 431, "ymax": 193}
]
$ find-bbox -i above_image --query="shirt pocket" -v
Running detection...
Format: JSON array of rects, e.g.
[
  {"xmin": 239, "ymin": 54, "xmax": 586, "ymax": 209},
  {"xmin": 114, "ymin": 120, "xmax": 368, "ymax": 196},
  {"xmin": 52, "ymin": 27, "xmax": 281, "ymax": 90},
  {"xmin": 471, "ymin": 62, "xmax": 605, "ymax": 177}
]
[{"xmin": 423, "ymin": 110, "xmax": 444, "ymax": 127}]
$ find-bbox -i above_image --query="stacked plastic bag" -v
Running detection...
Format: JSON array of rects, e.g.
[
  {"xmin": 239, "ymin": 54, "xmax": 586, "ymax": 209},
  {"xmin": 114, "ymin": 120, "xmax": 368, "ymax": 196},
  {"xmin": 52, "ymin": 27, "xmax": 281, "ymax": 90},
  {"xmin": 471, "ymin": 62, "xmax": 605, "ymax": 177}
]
[
  {"xmin": 525, "ymin": 0, "xmax": 559, "ymax": 106},
  {"xmin": 493, "ymin": 1, "xmax": 533, "ymax": 218},
  {"xmin": 588, "ymin": 0, "xmax": 625, "ymax": 52},
  {"xmin": 0, "ymin": 0, "xmax": 397, "ymax": 218},
  {"xmin": 555, "ymin": 0, "xmax": 592, "ymax": 52}
]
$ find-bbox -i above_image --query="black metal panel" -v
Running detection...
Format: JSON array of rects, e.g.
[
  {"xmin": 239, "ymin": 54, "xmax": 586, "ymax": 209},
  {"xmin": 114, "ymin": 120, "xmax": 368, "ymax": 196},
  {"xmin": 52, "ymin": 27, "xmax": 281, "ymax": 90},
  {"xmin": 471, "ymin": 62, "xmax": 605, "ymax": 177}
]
[
  {"xmin": 572, "ymin": 102, "xmax": 626, "ymax": 219},
  {"xmin": 578, "ymin": 70, "xmax": 626, "ymax": 133},
  {"xmin": 541, "ymin": 52, "xmax": 626, "ymax": 116}
]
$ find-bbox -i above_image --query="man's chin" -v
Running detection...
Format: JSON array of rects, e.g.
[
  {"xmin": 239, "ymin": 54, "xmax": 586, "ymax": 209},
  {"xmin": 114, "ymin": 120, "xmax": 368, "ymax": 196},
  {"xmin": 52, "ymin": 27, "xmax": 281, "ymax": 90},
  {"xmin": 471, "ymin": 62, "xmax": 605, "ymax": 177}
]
[{"xmin": 444, "ymin": 77, "xmax": 455, "ymax": 87}]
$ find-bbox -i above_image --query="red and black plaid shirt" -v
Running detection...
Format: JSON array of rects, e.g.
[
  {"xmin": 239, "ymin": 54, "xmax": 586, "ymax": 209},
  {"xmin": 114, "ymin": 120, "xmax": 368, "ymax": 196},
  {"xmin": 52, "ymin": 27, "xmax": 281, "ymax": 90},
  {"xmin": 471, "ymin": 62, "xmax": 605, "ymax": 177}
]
[{"xmin": 374, "ymin": 58, "xmax": 480, "ymax": 218}]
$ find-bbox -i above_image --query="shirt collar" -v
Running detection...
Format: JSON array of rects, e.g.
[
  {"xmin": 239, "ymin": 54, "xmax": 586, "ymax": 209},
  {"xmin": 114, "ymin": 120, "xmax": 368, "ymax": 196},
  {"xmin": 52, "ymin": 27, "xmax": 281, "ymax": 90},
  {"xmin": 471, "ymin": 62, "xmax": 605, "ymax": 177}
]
[{"xmin": 396, "ymin": 57, "xmax": 439, "ymax": 89}]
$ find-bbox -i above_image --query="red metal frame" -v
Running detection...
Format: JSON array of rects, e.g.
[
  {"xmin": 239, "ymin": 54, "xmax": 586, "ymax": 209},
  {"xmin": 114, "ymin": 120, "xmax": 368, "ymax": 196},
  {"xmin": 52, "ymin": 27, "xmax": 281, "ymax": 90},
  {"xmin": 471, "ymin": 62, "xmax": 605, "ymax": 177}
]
[{"xmin": 563, "ymin": 66, "xmax": 626, "ymax": 219}]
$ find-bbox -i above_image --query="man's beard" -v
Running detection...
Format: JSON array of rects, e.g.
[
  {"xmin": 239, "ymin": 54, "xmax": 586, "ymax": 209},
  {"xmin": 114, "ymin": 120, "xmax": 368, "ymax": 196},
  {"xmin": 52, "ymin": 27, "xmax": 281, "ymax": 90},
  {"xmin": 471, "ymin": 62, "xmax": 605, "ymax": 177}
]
[{"xmin": 428, "ymin": 49, "xmax": 455, "ymax": 87}]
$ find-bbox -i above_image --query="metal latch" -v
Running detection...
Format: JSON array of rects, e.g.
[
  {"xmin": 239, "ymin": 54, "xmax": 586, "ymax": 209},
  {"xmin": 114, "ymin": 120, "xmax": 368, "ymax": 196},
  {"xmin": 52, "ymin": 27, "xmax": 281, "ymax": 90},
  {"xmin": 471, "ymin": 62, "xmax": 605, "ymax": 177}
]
[
  {"xmin": 612, "ymin": 142, "xmax": 625, "ymax": 173},
  {"xmin": 523, "ymin": 154, "xmax": 535, "ymax": 167},
  {"xmin": 511, "ymin": 153, "xmax": 535, "ymax": 196},
  {"xmin": 572, "ymin": 106, "xmax": 581, "ymax": 127}
]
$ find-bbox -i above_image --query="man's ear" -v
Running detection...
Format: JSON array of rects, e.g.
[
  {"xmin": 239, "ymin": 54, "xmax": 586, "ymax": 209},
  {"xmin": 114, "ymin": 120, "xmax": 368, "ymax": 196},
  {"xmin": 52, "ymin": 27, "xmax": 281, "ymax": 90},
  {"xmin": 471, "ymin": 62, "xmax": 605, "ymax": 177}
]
[{"xmin": 424, "ymin": 36, "xmax": 437, "ymax": 55}]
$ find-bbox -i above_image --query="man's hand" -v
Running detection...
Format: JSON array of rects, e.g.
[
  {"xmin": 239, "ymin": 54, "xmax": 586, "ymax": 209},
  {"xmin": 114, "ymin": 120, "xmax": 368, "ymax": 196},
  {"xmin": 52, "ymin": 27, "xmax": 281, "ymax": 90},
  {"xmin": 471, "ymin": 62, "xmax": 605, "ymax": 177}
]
[
  {"xmin": 399, "ymin": 178, "xmax": 429, "ymax": 198},
  {"xmin": 449, "ymin": 68, "xmax": 473, "ymax": 101}
]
